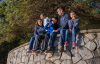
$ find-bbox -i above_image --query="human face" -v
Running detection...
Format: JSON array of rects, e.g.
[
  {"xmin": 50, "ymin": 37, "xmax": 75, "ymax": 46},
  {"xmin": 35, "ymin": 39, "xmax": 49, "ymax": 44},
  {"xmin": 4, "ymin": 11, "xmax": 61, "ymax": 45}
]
[
  {"xmin": 70, "ymin": 12, "xmax": 76, "ymax": 19},
  {"xmin": 38, "ymin": 20, "xmax": 42, "ymax": 26},
  {"xmin": 57, "ymin": 9, "xmax": 63, "ymax": 16},
  {"xmin": 51, "ymin": 18, "xmax": 57, "ymax": 24},
  {"xmin": 40, "ymin": 15, "xmax": 45, "ymax": 20}
]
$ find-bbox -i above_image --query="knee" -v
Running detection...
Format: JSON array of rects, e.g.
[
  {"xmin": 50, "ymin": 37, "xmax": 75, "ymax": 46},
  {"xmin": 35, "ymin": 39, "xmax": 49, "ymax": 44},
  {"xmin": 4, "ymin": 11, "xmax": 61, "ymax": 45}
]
[{"xmin": 31, "ymin": 36, "xmax": 35, "ymax": 39}]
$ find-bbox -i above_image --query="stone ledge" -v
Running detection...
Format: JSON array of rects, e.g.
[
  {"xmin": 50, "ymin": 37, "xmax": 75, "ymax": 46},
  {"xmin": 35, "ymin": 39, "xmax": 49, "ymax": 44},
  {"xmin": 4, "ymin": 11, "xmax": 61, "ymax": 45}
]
[{"xmin": 8, "ymin": 29, "xmax": 100, "ymax": 55}]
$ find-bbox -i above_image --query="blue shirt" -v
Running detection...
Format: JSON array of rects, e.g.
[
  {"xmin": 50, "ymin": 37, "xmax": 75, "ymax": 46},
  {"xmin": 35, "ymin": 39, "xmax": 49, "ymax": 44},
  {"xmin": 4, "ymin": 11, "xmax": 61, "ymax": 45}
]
[
  {"xmin": 68, "ymin": 19, "xmax": 80, "ymax": 29},
  {"xmin": 44, "ymin": 20, "xmax": 58, "ymax": 33},
  {"xmin": 34, "ymin": 26, "xmax": 46, "ymax": 36},
  {"xmin": 57, "ymin": 13, "xmax": 69, "ymax": 31}
]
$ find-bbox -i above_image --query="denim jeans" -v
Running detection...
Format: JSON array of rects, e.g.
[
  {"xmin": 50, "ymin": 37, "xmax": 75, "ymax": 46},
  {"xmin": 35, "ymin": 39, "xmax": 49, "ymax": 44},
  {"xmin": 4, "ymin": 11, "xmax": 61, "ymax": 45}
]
[
  {"xmin": 65, "ymin": 28, "xmax": 80, "ymax": 43},
  {"xmin": 48, "ymin": 32, "xmax": 59, "ymax": 47},
  {"xmin": 29, "ymin": 36, "xmax": 37, "ymax": 50},
  {"xmin": 60, "ymin": 29, "xmax": 68, "ymax": 46}
]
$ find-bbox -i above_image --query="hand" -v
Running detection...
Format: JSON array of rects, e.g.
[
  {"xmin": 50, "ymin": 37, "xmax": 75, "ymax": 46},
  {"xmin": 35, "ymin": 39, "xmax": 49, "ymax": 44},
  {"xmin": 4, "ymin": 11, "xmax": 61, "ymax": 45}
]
[
  {"xmin": 70, "ymin": 29, "xmax": 72, "ymax": 33},
  {"xmin": 53, "ymin": 30, "xmax": 58, "ymax": 32},
  {"xmin": 72, "ymin": 27, "xmax": 74, "ymax": 30}
]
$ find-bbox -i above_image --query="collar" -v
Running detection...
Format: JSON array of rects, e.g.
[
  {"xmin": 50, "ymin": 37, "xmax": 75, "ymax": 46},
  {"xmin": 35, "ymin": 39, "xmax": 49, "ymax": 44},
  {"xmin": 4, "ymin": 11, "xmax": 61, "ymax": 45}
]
[{"xmin": 61, "ymin": 13, "xmax": 66, "ymax": 17}]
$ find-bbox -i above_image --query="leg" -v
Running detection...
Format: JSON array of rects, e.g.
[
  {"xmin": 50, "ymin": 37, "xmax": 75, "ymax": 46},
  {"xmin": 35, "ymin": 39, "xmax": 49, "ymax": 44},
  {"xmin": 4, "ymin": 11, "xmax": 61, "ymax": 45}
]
[
  {"xmin": 48, "ymin": 32, "xmax": 58, "ymax": 47},
  {"xmin": 29, "ymin": 36, "xmax": 35, "ymax": 50},
  {"xmin": 35, "ymin": 35, "xmax": 45, "ymax": 50},
  {"xmin": 60, "ymin": 29, "xmax": 66, "ymax": 46},
  {"xmin": 33, "ymin": 36, "xmax": 38, "ymax": 49},
  {"xmin": 65, "ymin": 29, "xmax": 69, "ymax": 43}
]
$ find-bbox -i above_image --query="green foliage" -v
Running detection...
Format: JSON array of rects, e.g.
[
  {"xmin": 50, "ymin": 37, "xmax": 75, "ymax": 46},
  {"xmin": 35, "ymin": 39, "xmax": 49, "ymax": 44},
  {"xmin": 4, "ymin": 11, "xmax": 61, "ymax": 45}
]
[{"xmin": 0, "ymin": 0, "xmax": 100, "ymax": 64}]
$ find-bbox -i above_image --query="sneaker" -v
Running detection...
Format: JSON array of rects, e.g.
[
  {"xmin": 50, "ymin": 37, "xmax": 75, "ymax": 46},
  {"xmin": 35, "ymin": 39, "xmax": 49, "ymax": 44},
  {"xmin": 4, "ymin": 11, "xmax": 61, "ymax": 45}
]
[
  {"xmin": 45, "ymin": 46, "xmax": 54, "ymax": 53},
  {"xmin": 27, "ymin": 50, "xmax": 32, "ymax": 53},
  {"xmin": 32, "ymin": 49, "xmax": 35, "ymax": 51},
  {"xmin": 72, "ymin": 42, "xmax": 76, "ymax": 48},
  {"xmin": 58, "ymin": 46, "xmax": 64, "ymax": 52},
  {"xmin": 64, "ymin": 42, "xmax": 69, "ymax": 46}
]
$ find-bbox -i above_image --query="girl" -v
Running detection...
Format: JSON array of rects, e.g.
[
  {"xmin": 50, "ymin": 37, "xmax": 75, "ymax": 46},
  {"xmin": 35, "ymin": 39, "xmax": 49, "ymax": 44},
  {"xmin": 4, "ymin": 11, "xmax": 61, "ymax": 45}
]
[
  {"xmin": 64, "ymin": 11, "xmax": 80, "ymax": 47},
  {"xmin": 27, "ymin": 19, "xmax": 46, "ymax": 53}
]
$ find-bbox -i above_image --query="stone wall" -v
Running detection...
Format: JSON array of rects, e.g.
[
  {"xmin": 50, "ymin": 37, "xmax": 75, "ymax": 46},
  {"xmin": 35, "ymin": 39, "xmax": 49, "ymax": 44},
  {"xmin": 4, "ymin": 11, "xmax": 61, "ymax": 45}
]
[{"xmin": 7, "ymin": 29, "xmax": 100, "ymax": 64}]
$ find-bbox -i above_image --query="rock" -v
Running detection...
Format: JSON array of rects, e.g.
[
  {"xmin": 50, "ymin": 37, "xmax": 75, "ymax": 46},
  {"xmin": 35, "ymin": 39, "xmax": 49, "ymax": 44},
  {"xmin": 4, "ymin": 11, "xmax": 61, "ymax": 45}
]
[
  {"xmin": 76, "ymin": 35, "xmax": 85, "ymax": 47},
  {"xmin": 54, "ymin": 60, "xmax": 61, "ymax": 64},
  {"xmin": 84, "ymin": 37, "xmax": 90, "ymax": 44},
  {"xmin": 85, "ymin": 41, "xmax": 96, "ymax": 51},
  {"xmin": 51, "ymin": 52, "xmax": 61, "ymax": 61},
  {"xmin": 25, "ymin": 45, "xmax": 29, "ymax": 50},
  {"xmin": 29, "ymin": 55, "xmax": 34, "ymax": 61},
  {"xmin": 28, "ymin": 61, "xmax": 36, "ymax": 64},
  {"xmin": 85, "ymin": 33, "xmax": 96, "ymax": 40},
  {"xmin": 37, "ymin": 62, "xmax": 40, "ymax": 64},
  {"xmin": 61, "ymin": 50, "xmax": 71, "ymax": 60},
  {"xmin": 46, "ymin": 53, "xmax": 53, "ymax": 60},
  {"xmin": 61, "ymin": 60, "xmax": 72, "ymax": 64},
  {"xmin": 71, "ymin": 47, "xmax": 79, "ymax": 54},
  {"xmin": 20, "ymin": 47, "xmax": 25, "ymax": 51},
  {"xmin": 25, "ymin": 56, "xmax": 29, "ymax": 64},
  {"xmin": 34, "ymin": 55, "xmax": 40, "ymax": 62},
  {"xmin": 87, "ymin": 58, "xmax": 100, "ymax": 64},
  {"xmin": 22, "ymin": 56, "xmax": 26, "ymax": 62},
  {"xmin": 17, "ymin": 52, "xmax": 22, "ymax": 58},
  {"xmin": 77, "ymin": 60, "xmax": 87, "ymax": 64},
  {"xmin": 20, "ymin": 63, "xmax": 24, "ymax": 64},
  {"xmin": 16, "ymin": 58, "xmax": 21, "ymax": 63},
  {"xmin": 72, "ymin": 54, "xmax": 82, "ymax": 63},
  {"xmin": 22, "ymin": 50, "xmax": 27, "ymax": 56},
  {"xmin": 41, "ymin": 60, "xmax": 46, "ymax": 64},
  {"xmin": 94, "ymin": 37, "xmax": 100, "ymax": 48},
  {"xmin": 46, "ymin": 61, "xmax": 54, "ymax": 64},
  {"xmin": 94, "ymin": 48, "xmax": 100, "ymax": 57},
  {"xmin": 38, "ymin": 53, "xmax": 45, "ymax": 60},
  {"xmin": 79, "ymin": 47, "xmax": 93, "ymax": 60},
  {"xmin": 97, "ymin": 33, "xmax": 100, "ymax": 37}
]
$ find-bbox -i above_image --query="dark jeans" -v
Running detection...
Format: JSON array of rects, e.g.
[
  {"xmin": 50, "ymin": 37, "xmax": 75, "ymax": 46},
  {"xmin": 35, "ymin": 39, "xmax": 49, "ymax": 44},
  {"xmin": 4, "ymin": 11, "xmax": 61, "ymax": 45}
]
[
  {"xmin": 35, "ymin": 33, "xmax": 50, "ymax": 50},
  {"xmin": 48, "ymin": 32, "xmax": 60, "ymax": 47},
  {"xmin": 29, "ymin": 36, "xmax": 37, "ymax": 50}
]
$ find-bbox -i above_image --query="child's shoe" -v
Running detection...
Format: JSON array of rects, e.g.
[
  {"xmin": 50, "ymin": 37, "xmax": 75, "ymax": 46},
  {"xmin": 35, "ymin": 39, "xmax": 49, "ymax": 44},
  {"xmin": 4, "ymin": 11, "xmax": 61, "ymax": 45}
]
[
  {"xmin": 32, "ymin": 49, "xmax": 35, "ymax": 51},
  {"xmin": 27, "ymin": 50, "xmax": 32, "ymax": 53},
  {"xmin": 72, "ymin": 42, "xmax": 76, "ymax": 48},
  {"xmin": 64, "ymin": 42, "xmax": 69, "ymax": 46}
]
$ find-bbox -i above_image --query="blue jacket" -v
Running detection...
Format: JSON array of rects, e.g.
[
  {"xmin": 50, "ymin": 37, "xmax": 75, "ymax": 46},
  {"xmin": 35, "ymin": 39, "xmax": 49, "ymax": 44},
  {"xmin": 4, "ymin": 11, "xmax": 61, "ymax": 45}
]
[
  {"xmin": 44, "ymin": 20, "xmax": 58, "ymax": 33},
  {"xmin": 34, "ymin": 26, "xmax": 46, "ymax": 36},
  {"xmin": 68, "ymin": 19, "xmax": 80, "ymax": 29},
  {"xmin": 57, "ymin": 13, "xmax": 69, "ymax": 31}
]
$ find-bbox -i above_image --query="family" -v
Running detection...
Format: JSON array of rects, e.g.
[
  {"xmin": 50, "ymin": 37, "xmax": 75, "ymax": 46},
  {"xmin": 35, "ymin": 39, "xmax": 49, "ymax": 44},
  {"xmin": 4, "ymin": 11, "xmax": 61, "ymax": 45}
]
[{"xmin": 27, "ymin": 7, "xmax": 80, "ymax": 53}]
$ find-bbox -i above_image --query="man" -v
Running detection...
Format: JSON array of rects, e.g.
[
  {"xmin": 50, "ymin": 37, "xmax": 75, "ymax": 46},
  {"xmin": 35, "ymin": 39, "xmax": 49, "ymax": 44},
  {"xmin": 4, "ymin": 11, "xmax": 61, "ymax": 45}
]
[{"xmin": 46, "ymin": 7, "xmax": 69, "ymax": 52}]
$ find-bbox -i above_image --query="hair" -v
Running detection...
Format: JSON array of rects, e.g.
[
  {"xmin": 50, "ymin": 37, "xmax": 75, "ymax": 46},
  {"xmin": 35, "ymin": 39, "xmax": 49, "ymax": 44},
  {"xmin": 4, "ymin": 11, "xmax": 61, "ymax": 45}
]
[
  {"xmin": 35, "ymin": 19, "xmax": 42, "ymax": 26},
  {"xmin": 57, "ymin": 7, "xmax": 65, "ymax": 12},
  {"xmin": 40, "ymin": 13, "xmax": 46, "ymax": 16},
  {"xmin": 52, "ymin": 17, "xmax": 58, "ymax": 22},
  {"xmin": 70, "ymin": 11, "xmax": 76, "ymax": 14}
]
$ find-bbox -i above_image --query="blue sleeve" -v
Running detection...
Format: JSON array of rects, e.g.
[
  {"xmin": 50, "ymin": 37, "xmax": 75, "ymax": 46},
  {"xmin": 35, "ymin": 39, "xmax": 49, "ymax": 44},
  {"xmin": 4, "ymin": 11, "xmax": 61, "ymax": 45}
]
[
  {"xmin": 44, "ymin": 23, "xmax": 49, "ymax": 30},
  {"xmin": 49, "ymin": 20, "xmax": 54, "ymax": 27},
  {"xmin": 68, "ymin": 20, "xmax": 72, "ymax": 29},
  {"xmin": 34, "ymin": 27, "xmax": 38, "ymax": 36},
  {"xmin": 73, "ymin": 19, "xmax": 80, "ymax": 28},
  {"xmin": 57, "ymin": 14, "xmax": 69, "ymax": 31}
]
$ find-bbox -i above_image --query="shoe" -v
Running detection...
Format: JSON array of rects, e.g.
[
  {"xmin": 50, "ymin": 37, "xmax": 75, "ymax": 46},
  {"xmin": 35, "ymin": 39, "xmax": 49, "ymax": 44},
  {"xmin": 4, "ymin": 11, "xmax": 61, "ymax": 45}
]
[
  {"xmin": 27, "ymin": 50, "xmax": 32, "ymax": 53},
  {"xmin": 45, "ymin": 46, "xmax": 54, "ymax": 53},
  {"xmin": 58, "ymin": 46, "xmax": 64, "ymax": 52},
  {"xmin": 72, "ymin": 42, "xmax": 76, "ymax": 48},
  {"xmin": 41, "ymin": 48, "xmax": 46, "ymax": 52},
  {"xmin": 64, "ymin": 42, "xmax": 69, "ymax": 46},
  {"xmin": 32, "ymin": 49, "xmax": 35, "ymax": 51}
]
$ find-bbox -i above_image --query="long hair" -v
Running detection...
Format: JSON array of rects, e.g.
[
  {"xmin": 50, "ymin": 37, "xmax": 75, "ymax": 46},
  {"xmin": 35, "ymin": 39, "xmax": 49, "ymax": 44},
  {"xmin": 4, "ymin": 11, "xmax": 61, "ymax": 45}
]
[{"xmin": 35, "ymin": 19, "xmax": 42, "ymax": 26}]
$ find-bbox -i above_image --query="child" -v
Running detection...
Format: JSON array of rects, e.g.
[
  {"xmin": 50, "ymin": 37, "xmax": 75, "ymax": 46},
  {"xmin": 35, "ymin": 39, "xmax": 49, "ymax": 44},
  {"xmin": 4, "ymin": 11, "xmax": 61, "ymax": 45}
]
[
  {"xmin": 65, "ymin": 11, "xmax": 80, "ymax": 47},
  {"xmin": 27, "ymin": 19, "xmax": 46, "ymax": 53},
  {"xmin": 40, "ymin": 13, "xmax": 49, "ymax": 27},
  {"xmin": 34, "ymin": 17, "xmax": 58, "ymax": 52}
]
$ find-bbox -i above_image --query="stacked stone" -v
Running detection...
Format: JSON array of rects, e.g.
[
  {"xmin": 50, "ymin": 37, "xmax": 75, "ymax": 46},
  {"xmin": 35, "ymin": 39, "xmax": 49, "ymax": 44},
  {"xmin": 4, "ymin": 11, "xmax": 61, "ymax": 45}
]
[{"xmin": 7, "ymin": 33, "xmax": 100, "ymax": 64}]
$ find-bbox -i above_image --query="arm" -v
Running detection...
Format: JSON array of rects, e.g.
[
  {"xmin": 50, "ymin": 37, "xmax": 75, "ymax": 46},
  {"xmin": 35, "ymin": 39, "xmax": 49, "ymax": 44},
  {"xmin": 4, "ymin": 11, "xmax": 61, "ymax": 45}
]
[
  {"xmin": 34, "ymin": 27, "xmax": 38, "ymax": 36},
  {"xmin": 73, "ymin": 19, "xmax": 80, "ymax": 28},
  {"xmin": 44, "ymin": 23, "xmax": 49, "ymax": 30},
  {"xmin": 57, "ymin": 14, "xmax": 69, "ymax": 31}
]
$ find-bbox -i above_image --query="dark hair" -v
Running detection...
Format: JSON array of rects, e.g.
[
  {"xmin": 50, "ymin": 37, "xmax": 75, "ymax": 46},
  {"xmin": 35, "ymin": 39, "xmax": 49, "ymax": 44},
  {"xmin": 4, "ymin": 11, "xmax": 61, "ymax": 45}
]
[
  {"xmin": 40, "ymin": 13, "xmax": 46, "ymax": 16},
  {"xmin": 57, "ymin": 7, "xmax": 65, "ymax": 12},
  {"xmin": 35, "ymin": 19, "xmax": 42, "ymax": 26},
  {"xmin": 52, "ymin": 17, "xmax": 58, "ymax": 22},
  {"xmin": 70, "ymin": 11, "xmax": 76, "ymax": 14}
]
